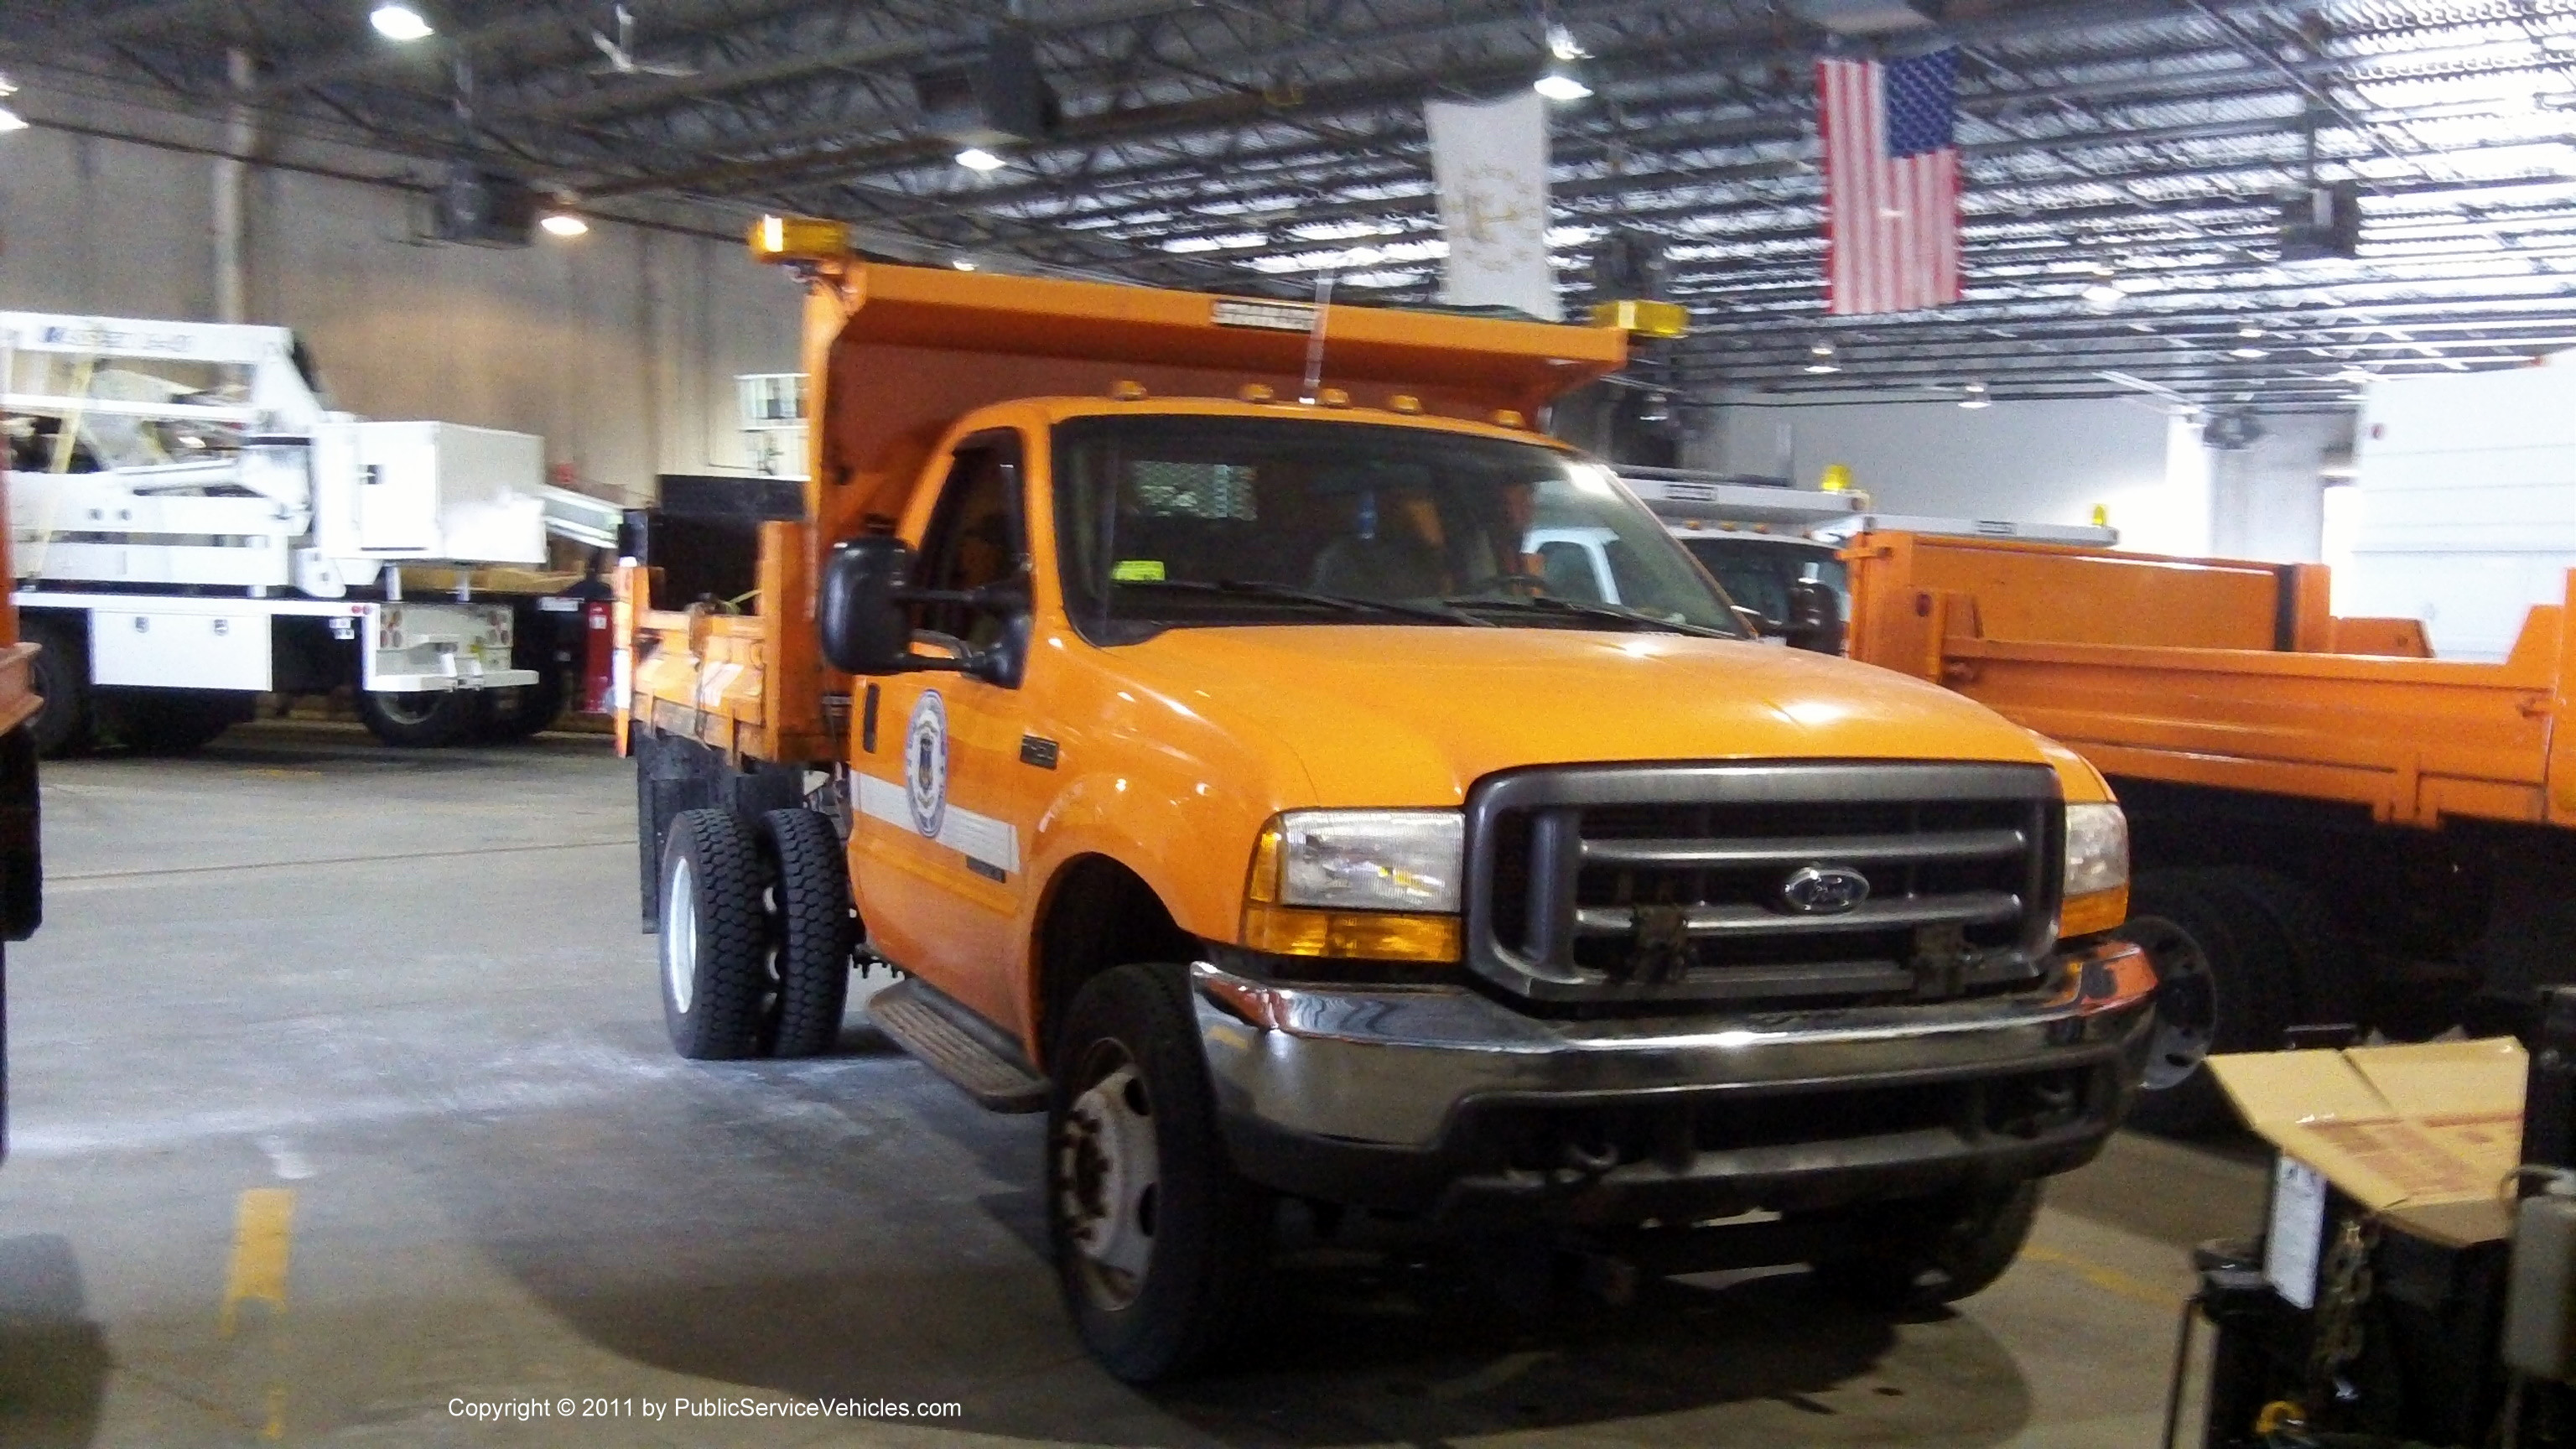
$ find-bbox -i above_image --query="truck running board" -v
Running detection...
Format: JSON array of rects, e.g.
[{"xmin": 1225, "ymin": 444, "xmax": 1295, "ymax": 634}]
[{"xmin": 867, "ymin": 979, "xmax": 1047, "ymax": 1114}]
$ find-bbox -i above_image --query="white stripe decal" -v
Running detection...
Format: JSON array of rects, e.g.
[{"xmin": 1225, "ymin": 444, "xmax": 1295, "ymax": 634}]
[{"xmin": 855, "ymin": 774, "xmax": 1021, "ymax": 875}]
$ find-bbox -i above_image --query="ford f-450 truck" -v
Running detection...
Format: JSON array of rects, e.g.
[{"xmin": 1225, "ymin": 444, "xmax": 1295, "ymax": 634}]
[{"xmin": 617, "ymin": 218, "xmax": 2156, "ymax": 1382}]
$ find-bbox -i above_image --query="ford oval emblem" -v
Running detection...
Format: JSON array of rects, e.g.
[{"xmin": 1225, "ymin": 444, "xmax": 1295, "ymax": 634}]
[{"xmin": 1781, "ymin": 864, "xmax": 1870, "ymax": 915}]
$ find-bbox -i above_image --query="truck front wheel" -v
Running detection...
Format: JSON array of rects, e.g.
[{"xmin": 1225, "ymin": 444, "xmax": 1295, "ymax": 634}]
[
  {"xmin": 1813, "ymin": 1178, "xmax": 2043, "ymax": 1311},
  {"xmin": 2119, "ymin": 869, "xmax": 2293, "ymax": 1136},
  {"xmin": 1047, "ymin": 964, "xmax": 1270, "ymax": 1384},
  {"xmin": 23, "ymin": 617, "xmax": 92, "ymax": 758}
]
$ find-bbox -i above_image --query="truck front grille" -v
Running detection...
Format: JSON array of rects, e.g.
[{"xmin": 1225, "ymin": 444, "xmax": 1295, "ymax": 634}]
[{"xmin": 1465, "ymin": 763, "xmax": 2063, "ymax": 1009}]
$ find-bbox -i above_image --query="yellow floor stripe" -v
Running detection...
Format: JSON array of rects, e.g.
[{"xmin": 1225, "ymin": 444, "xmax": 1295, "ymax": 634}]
[
  {"xmin": 220, "ymin": 1188, "xmax": 297, "ymax": 1337},
  {"xmin": 2020, "ymin": 1242, "xmax": 2182, "ymax": 1309}
]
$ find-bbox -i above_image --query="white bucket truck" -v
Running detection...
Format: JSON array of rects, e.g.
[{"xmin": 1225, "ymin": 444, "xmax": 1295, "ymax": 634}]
[{"xmin": 0, "ymin": 312, "xmax": 593, "ymax": 753}]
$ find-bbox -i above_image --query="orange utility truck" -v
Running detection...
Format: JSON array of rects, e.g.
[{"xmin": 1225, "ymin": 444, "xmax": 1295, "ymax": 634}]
[
  {"xmin": 618, "ymin": 219, "xmax": 2156, "ymax": 1380},
  {"xmin": 1844, "ymin": 530, "xmax": 2576, "ymax": 1133}
]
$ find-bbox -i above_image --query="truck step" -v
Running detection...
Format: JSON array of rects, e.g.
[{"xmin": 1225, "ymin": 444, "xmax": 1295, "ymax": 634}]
[{"xmin": 867, "ymin": 979, "xmax": 1048, "ymax": 1114}]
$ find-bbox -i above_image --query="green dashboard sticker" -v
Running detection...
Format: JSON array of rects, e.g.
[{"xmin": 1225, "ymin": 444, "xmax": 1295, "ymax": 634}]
[{"xmin": 1112, "ymin": 559, "xmax": 1167, "ymax": 582}]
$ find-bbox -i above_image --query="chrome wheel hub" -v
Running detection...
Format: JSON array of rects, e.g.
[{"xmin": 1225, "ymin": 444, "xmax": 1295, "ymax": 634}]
[
  {"xmin": 1057, "ymin": 1061, "xmax": 1159, "ymax": 1310},
  {"xmin": 2126, "ymin": 914, "xmax": 2215, "ymax": 1092}
]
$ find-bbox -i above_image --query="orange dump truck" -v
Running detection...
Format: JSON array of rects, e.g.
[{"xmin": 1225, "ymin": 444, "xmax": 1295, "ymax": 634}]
[
  {"xmin": 1844, "ymin": 530, "xmax": 2576, "ymax": 1134},
  {"xmin": 617, "ymin": 220, "xmax": 2155, "ymax": 1380}
]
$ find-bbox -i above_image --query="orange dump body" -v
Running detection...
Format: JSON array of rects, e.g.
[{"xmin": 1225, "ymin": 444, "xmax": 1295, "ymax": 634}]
[
  {"xmin": 1844, "ymin": 531, "xmax": 2576, "ymax": 829},
  {"xmin": 620, "ymin": 259, "xmax": 1626, "ymax": 769}
]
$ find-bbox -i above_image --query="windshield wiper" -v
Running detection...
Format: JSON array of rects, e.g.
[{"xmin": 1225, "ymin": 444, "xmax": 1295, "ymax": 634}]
[
  {"xmin": 1124, "ymin": 579, "xmax": 1496, "ymax": 626},
  {"xmin": 1441, "ymin": 593, "xmax": 1738, "ymax": 639}
]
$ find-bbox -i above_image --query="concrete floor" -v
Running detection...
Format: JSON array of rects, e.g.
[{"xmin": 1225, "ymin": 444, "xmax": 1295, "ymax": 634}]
[{"xmin": 0, "ymin": 722, "xmax": 2268, "ymax": 1447}]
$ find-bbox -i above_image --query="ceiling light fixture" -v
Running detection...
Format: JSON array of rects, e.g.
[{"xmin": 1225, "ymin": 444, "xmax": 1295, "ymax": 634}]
[
  {"xmin": 538, "ymin": 210, "xmax": 589, "ymax": 237},
  {"xmin": 1959, "ymin": 382, "xmax": 1992, "ymax": 410},
  {"xmin": 1806, "ymin": 342, "xmax": 1841, "ymax": 373},
  {"xmin": 0, "ymin": 76, "xmax": 23, "ymax": 133},
  {"xmin": 952, "ymin": 257, "xmax": 979, "ymax": 271},
  {"xmin": 2229, "ymin": 345, "xmax": 2270, "ymax": 360},
  {"xmin": 1535, "ymin": 65, "xmax": 1592, "ymax": 101},
  {"xmin": 954, "ymin": 146, "xmax": 1006, "ymax": 172},
  {"xmin": 1535, "ymin": 21, "xmax": 1592, "ymax": 99},
  {"xmin": 2080, "ymin": 280, "xmax": 2124, "ymax": 312},
  {"xmin": 371, "ymin": 3, "xmax": 434, "ymax": 41}
]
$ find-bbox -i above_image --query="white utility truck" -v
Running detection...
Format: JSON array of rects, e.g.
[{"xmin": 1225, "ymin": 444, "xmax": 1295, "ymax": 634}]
[{"xmin": 0, "ymin": 312, "xmax": 610, "ymax": 753}]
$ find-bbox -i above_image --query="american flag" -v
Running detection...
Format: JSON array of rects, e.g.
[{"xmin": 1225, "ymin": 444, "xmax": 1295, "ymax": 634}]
[{"xmin": 1817, "ymin": 48, "xmax": 1963, "ymax": 316}]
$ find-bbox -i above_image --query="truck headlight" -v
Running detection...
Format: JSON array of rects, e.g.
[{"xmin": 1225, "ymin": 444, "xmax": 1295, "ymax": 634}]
[
  {"xmin": 2060, "ymin": 802, "xmax": 2130, "ymax": 937},
  {"xmin": 1242, "ymin": 810, "xmax": 1464, "ymax": 963}
]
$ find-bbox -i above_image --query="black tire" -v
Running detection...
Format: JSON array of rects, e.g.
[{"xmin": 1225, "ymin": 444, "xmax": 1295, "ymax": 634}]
[
  {"xmin": 2220, "ymin": 867, "xmax": 2360, "ymax": 1034},
  {"xmin": 1048, "ymin": 963, "xmax": 1270, "ymax": 1384},
  {"xmin": 758, "ymin": 808, "xmax": 853, "ymax": 1058},
  {"xmin": 2118, "ymin": 868, "xmax": 2295, "ymax": 1136},
  {"xmin": 1814, "ymin": 1178, "xmax": 2044, "ymax": 1311},
  {"xmin": 657, "ymin": 809, "xmax": 777, "ymax": 1060},
  {"xmin": 355, "ymin": 688, "xmax": 487, "ymax": 748},
  {"xmin": 23, "ymin": 616, "xmax": 91, "ymax": 759},
  {"xmin": 477, "ymin": 666, "xmax": 566, "ymax": 744},
  {"xmin": 97, "ymin": 690, "xmax": 243, "ymax": 756}
]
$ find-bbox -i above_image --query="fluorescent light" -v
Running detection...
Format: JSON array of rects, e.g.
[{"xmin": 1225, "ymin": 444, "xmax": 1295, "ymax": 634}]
[
  {"xmin": 539, "ymin": 211, "xmax": 589, "ymax": 237},
  {"xmin": 2080, "ymin": 281, "xmax": 2124, "ymax": 311},
  {"xmin": 1534, "ymin": 67, "xmax": 1592, "ymax": 101},
  {"xmin": 1805, "ymin": 362, "xmax": 1841, "ymax": 375},
  {"xmin": 371, "ymin": 3, "xmax": 434, "ymax": 41},
  {"xmin": 955, "ymin": 147, "xmax": 1005, "ymax": 172},
  {"xmin": 2229, "ymin": 346, "xmax": 2269, "ymax": 360},
  {"xmin": 0, "ymin": 106, "xmax": 24, "ymax": 135},
  {"xmin": 1959, "ymin": 382, "xmax": 1992, "ymax": 409},
  {"xmin": 2237, "ymin": 322, "xmax": 2265, "ymax": 339}
]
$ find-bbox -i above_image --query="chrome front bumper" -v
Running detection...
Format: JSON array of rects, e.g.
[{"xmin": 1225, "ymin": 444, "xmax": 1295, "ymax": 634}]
[{"xmin": 1190, "ymin": 937, "xmax": 2158, "ymax": 1218}]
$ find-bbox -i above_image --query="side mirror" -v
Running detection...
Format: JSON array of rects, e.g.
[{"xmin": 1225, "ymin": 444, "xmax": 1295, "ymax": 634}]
[
  {"xmin": 818, "ymin": 538, "xmax": 919, "ymax": 675},
  {"xmin": 1784, "ymin": 580, "xmax": 1846, "ymax": 655}
]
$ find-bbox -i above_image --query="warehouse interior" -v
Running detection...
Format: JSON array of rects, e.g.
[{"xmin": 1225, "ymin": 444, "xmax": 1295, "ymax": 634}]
[{"xmin": 3, "ymin": 1, "xmax": 2574, "ymax": 1445}]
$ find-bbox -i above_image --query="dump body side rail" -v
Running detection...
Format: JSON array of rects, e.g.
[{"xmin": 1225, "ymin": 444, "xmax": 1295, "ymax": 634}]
[{"xmin": 1843, "ymin": 531, "xmax": 2576, "ymax": 829}]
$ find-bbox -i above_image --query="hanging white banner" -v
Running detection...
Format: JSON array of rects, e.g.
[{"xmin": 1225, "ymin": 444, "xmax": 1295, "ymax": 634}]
[{"xmin": 1425, "ymin": 91, "xmax": 1557, "ymax": 321}]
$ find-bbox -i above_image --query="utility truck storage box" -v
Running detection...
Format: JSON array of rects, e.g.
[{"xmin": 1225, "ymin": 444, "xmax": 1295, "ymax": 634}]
[{"xmin": 313, "ymin": 422, "xmax": 546, "ymax": 564}]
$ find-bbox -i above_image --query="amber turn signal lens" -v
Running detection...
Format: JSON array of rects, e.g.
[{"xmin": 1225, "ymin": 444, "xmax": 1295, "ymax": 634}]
[
  {"xmin": 2059, "ymin": 886, "xmax": 2127, "ymax": 940},
  {"xmin": 1241, "ymin": 904, "xmax": 1462, "ymax": 963}
]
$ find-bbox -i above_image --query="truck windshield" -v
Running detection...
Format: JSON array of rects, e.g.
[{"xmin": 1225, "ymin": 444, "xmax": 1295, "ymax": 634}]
[{"xmin": 1053, "ymin": 414, "xmax": 1748, "ymax": 643}]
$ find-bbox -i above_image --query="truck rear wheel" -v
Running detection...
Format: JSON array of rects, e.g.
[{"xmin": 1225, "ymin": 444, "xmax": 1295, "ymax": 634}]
[
  {"xmin": 758, "ymin": 808, "xmax": 853, "ymax": 1058},
  {"xmin": 356, "ymin": 688, "xmax": 486, "ymax": 748},
  {"xmin": 2119, "ymin": 868, "xmax": 2293, "ymax": 1136},
  {"xmin": 23, "ymin": 617, "xmax": 92, "ymax": 759},
  {"xmin": 658, "ymin": 808, "xmax": 777, "ymax": 1060},
  {"xmin": 1048, "ymin": 963, "xmax": 1270, "ymax": 1384},
  {"xmin": 1813, "ymin": 1178, "xmax": 2043, "ymax": 1311},
  {"xmin": 476, "ymin": 667, "xmax": 566, "ymax": 744}
]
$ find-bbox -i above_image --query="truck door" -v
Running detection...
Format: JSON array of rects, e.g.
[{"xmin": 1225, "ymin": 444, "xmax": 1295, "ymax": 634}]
[{"xmin": 851, "ymin": 431, "xmax": 1038, "ymax": 1035}]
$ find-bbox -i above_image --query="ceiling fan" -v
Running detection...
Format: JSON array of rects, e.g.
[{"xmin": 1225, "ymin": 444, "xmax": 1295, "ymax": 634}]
[{"xmin": 589, "ymin": 4, "xmax": 697, "ymax": 78}]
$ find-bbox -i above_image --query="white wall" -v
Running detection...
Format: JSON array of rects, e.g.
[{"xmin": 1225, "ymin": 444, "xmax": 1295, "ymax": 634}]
[
  {"xmin": 1706, "ymin": 396, "xmax": 2212, "ymax": 554},
  {"xmin": 2209, "ymin": 412, "xmax": 2340, "ymax": 564},
  {"xmin": 0, "ymin": 125, "xmax": 804, "ymax": 501}
]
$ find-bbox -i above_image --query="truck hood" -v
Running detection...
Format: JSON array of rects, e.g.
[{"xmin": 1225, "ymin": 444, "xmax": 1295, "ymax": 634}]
[{"xmin": 1111, "ymin": 625, "xmax": 2059, "ymax": 806}]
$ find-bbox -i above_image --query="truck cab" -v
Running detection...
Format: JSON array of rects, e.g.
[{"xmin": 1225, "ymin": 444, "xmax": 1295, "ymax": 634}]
[{"xmin": 620, "ymin": 229, "xmax": 2157, "ymax": 1382}]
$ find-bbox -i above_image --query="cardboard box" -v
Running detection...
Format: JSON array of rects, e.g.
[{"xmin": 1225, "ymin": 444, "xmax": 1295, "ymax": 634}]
[{"xmin": 2208, "ymin": 1037, "xmax": 2527, "ymax": 1249}]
